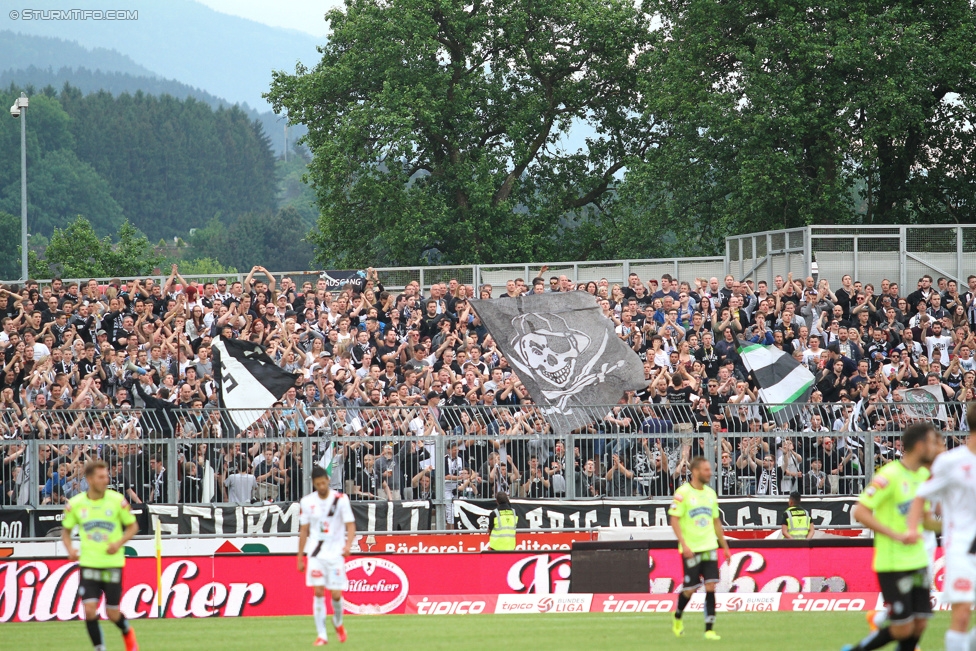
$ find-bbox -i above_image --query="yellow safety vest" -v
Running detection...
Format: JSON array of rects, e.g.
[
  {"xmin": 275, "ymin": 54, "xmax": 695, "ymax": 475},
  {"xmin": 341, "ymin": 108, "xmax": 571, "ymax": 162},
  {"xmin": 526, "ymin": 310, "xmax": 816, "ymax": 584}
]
[
  {"xmin": 785, "ymin": 506, "xmax": 811, "ymax": 539},
  {"xmin": 488, "ymin": 509, "xmax": 517, "ymax": 551}
]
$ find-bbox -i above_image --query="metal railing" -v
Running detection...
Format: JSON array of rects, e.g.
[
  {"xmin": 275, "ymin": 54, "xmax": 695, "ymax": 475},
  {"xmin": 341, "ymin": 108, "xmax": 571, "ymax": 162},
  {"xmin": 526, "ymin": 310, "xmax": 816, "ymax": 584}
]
[
  {"xmin": 2, "ymin": 402, "xmax": 967, "ymax": 531},
  {"xmin": 3, "ymin": 254, "xmax": 726, "ymax": 292},
  {"xmin": 726, "ymin": 224, "xmax": 976, "ymax": 290},
  {"xmin": 11, "ymin": 224, "xmax": 974, "ymax": 293}
]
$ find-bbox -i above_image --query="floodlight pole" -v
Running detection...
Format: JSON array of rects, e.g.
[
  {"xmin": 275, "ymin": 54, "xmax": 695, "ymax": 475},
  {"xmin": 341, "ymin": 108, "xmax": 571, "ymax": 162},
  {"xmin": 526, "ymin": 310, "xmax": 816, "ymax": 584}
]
[{"xmin": 19, "ymin": 92, "xmax": 28, "ymax": 282}]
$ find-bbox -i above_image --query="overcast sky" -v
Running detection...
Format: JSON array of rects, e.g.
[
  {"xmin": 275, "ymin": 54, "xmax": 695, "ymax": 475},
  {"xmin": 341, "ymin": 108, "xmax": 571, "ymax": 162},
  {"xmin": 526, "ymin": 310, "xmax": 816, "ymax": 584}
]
[{"xmin": 196, "ymin": 0, "xmax": 340, "ymax": 38}]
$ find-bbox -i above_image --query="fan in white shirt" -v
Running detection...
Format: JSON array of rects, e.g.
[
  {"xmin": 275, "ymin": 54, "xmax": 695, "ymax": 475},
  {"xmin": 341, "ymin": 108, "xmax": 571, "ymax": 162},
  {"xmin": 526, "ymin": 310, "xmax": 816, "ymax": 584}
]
[
  {"xmin": 909, "ymin": 408, "xmax": 976, "ymax": 651},
  {"xmin": 298, "ymin": 466, "xmax": 356, "ymax": 646},
  {"xmin": 924, "ymin": 324, "xmax": 953, "ymax": 360}
]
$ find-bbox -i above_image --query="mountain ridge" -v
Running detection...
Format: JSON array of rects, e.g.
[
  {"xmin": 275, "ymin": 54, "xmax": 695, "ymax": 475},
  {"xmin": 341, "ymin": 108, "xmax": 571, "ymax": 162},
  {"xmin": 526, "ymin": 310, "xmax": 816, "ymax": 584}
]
[{"xmin": 3, "ymin": 0, "xmax": 323, "ymax": 111}]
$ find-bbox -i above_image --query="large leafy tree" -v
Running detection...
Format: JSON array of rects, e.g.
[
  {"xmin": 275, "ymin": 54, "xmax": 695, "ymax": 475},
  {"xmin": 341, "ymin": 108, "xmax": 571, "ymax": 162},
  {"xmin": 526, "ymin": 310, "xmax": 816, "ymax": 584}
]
[
  {"xmin": 268, "ymin": 0, "xmax": 655, "ymax": 266},
  {"xmin": 623, "ymin": 0, "xmax": 976, "ymax": 245},
  {"xmin": 42, "ymin": 216, "xmax": 162, "ymax": 278}
]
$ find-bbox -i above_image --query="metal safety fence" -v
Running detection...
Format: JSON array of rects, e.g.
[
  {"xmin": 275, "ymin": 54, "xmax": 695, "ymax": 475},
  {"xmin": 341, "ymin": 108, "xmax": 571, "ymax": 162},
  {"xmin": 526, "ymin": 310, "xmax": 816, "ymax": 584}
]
[
  {"xmin": 3, "ymin": 254, "xmax": 725, "ymax": 293},
  {"xmin": 726, "ymin": 224, "xmax": 976, "ymax": 291},
  {"xmin": 9, "ymin": 224, "xmax": 975, "ymax": 294},
  {"xmin": 1, "ymin": 402, "xmax": 967, "ymax": 534}
]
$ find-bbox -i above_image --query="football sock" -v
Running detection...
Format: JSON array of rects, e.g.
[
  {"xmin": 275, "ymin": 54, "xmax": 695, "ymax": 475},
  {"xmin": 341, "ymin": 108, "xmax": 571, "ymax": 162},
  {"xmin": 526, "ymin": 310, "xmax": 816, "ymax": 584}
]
[
  {"xmin": 873, "ymin": 609, "xmax": 889, "ymax": 628},
  {"xmin": 85, "ymin": 618, "xmax": 104, "ymax": 649},
  {"xmin": 945, "ymin": 630, "xmax": 968, "ymax": 651},
  {"xmin": 313, "ymin": 596, "xmax": 327, "ymax": 638},
  {"xmin": 114, "ymin": 615, "xmax": 131, "ymax": 635},
  {"xmin": 895, "ymin": 636, "xmax": 919, "ymax": 651},
  {"xmin": 704, "ymin": 592, "xmax": 716, "ymax": 631},
  {"xmin": 675, "ymin": 593, "xmax": 690, "ymax": 619},
  {"xmin": 332, "ymin": 597, "xmax": 344, "ymax": 627},
  {"xmin": 853, "ymin": 627, "xmax": 894, "ymax": 651}
]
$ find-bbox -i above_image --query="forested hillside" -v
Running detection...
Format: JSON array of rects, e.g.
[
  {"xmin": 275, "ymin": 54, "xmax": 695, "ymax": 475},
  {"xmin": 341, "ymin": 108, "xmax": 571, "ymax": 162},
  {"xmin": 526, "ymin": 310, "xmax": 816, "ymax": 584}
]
[{"xmin": 0, "ymin": 84, "xmax": 277, "ymax": 242}]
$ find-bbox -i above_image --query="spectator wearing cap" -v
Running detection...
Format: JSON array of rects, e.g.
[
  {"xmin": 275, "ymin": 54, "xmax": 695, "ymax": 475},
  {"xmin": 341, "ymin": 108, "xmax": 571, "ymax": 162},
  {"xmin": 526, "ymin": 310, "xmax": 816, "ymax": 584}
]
[{"xmin": 95, "ymin": 328, "xmax": 110, "ymax": 349}]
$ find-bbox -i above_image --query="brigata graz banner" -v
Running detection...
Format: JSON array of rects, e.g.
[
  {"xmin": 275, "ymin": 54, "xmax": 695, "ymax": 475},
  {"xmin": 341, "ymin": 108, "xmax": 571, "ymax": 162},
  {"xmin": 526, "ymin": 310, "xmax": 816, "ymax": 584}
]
[
  {"xmin": 0, "ymin": 547, "xmax": 904, "ymax": 622},
  {"xmin": 452, "ymin": 498, "xmax": 857, "ymax": 531},
  {"xmin": 3, "ymin": 498, "xmax": 851, "ymax": 540},
  {"xmin": 146, "ymin": 501, "xmax": 431, "ymax": 535}
]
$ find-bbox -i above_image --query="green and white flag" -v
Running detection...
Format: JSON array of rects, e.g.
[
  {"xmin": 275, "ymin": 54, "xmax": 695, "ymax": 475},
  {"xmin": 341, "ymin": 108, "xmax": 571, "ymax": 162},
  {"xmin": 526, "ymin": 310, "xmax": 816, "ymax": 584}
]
[
  {"xmin": 738, "ymin": 342, "xmax": 815, "ymax": 425},
  {"xmin": 318, "ymin": 441, "xmax": 337, "ymax": 478}
]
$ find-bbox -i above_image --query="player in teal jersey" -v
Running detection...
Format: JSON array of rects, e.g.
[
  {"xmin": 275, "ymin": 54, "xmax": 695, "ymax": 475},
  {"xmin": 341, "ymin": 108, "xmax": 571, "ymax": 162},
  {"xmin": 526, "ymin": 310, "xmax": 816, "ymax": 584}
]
[
  {"xmin": 669, "ymin": 457, "xmax": 731, "ymax": 641},
  {"xmin": 61, "ymin": 459, "xmax": 140, "ymax": 651},
  {"xmin": 841, "ymin": 422, "xmax": 939, "ymax": 651}
]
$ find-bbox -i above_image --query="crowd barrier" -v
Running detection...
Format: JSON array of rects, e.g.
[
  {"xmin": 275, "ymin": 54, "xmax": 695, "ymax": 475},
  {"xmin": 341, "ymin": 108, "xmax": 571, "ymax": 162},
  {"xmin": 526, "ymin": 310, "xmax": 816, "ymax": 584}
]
[{"xmin": 3, "ymin": 403, "xmax": 966, "ymax": 535}]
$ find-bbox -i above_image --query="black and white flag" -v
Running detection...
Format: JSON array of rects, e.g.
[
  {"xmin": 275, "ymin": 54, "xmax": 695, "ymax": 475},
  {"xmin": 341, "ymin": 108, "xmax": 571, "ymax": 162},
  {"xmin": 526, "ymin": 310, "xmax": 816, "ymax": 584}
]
[
  {"xmin": 470, "ymin": 292, "xmax": 645, "ymax": 431},
  {"xmin": 212, "ymin": 337, "xmax": 301, "ymax": 432}
]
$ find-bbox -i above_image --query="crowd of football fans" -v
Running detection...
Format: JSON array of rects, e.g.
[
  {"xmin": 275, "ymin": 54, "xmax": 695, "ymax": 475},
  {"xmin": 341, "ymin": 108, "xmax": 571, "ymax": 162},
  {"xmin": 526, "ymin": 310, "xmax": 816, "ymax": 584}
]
[{"xmin": 2, "ymin": 263, "xmax": 976, "ymax": 513}]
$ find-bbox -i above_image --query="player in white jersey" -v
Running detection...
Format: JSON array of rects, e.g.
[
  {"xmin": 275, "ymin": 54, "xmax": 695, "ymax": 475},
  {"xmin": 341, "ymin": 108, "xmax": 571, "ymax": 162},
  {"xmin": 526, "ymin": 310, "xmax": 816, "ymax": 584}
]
[
  {"xmin": 907, "ymin": 404, "xmax": 976, "ymax": 651},
  {"xmin": 298, "ymin": 465, "xmax": 356, "ymax": 646}
]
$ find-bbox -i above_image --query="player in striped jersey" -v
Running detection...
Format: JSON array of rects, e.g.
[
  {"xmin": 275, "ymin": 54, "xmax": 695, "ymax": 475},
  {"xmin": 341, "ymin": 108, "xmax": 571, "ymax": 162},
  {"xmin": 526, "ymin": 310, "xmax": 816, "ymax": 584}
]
[{"xmin": 298, "ymin": 466, "xmax": 356, "ymax": 646}]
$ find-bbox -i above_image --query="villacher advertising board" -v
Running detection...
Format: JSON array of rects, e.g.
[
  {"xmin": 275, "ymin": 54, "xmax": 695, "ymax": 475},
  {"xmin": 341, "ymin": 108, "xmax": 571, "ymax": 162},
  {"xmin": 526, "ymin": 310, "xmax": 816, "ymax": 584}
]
[{"xmin": 0, "ymin": 546, "xmax": 913, "ymax": 622}]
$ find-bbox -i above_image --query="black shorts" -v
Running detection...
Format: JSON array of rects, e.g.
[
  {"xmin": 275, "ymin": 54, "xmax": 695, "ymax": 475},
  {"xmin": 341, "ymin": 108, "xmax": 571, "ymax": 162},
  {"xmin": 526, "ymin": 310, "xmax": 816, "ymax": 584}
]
[
  {"xmin": 78, "ymin": 567, "xmax": 124, "ymax": 607},
  {"xmin": 682, "ymin": 550, "xmax": 719, "ymax": 590},
  {"xmin": 877, "ymin": 569, "xmax": 932, "ymax": 624}
]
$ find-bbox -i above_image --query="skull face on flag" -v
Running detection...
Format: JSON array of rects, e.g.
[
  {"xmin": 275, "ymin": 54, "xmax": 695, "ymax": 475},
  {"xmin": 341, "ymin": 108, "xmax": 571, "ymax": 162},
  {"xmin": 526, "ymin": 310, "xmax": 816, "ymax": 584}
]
[
  {"xmin": 470, "ymin": 292, "xmax": 646, "ymax": 430},
  {"xmin": 511, "ymin": 313, "xmax": 589, "ymax": 389}
]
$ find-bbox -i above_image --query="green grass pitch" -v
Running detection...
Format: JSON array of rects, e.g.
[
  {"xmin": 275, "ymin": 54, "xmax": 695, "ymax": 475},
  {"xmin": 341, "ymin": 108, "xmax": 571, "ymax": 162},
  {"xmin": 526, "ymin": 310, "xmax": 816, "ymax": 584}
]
[{"xmin": 3, "ymin": 612, "xmax": 951, "ymax": 650}]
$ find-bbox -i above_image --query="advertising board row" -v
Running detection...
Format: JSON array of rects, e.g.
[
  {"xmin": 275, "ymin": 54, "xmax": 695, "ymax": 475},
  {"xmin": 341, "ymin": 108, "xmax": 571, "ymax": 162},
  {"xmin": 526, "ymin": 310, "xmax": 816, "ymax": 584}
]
[{"xmin": 3, "ymin": 546, "xmax": 943, "ymax": 622}]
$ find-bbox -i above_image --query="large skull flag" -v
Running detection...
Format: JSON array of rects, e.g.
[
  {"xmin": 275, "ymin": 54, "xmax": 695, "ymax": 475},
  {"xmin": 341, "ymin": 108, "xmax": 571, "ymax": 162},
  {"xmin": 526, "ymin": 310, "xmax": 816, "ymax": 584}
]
[{"xmin": 470, "ymin": 292, "xmax": 646, "ymax": 430}]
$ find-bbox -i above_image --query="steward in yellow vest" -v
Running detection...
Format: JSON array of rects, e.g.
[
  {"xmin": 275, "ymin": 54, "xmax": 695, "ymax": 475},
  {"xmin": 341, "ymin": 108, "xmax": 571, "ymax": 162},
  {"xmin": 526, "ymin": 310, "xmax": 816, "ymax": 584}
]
[
  {"xmin": 780, "ymin": 491, "xmax": 813, "ymax": 539},
  {"xmin": 488, "ymin": 492, "xmax": 518, "ymax": 551}
]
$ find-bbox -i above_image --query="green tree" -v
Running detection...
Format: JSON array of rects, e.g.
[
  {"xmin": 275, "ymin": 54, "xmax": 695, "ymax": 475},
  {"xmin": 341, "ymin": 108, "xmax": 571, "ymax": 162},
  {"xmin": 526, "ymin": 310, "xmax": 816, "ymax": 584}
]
[
  {"xmin": 622, "ymin": 0, "xmax": 976, "ymax": 246},
  {"xmin": 267, "ymin": 0, "xmax": 655, "ymax": 266},
  {"xmin": 44, "ymin": 216, "xmax": 161, "ymax": 277},
  {"xmin": 106, "ymin": 220, "xmax": 164, "ymax": 276},
  {"xmin": 27, "ymin": 249, "xmax": 48, "ymax": 280}
]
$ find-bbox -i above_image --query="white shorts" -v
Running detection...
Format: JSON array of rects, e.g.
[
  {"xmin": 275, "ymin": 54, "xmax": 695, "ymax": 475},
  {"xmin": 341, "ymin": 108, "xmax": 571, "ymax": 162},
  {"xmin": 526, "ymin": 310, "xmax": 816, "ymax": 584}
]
[
  {"xmin": 306, "ymin": 555, "xmax": 347, "ymax": 591},
  {"xmin": 943, "ymin": 553, "xmax": 976, "ymax": 604}
]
